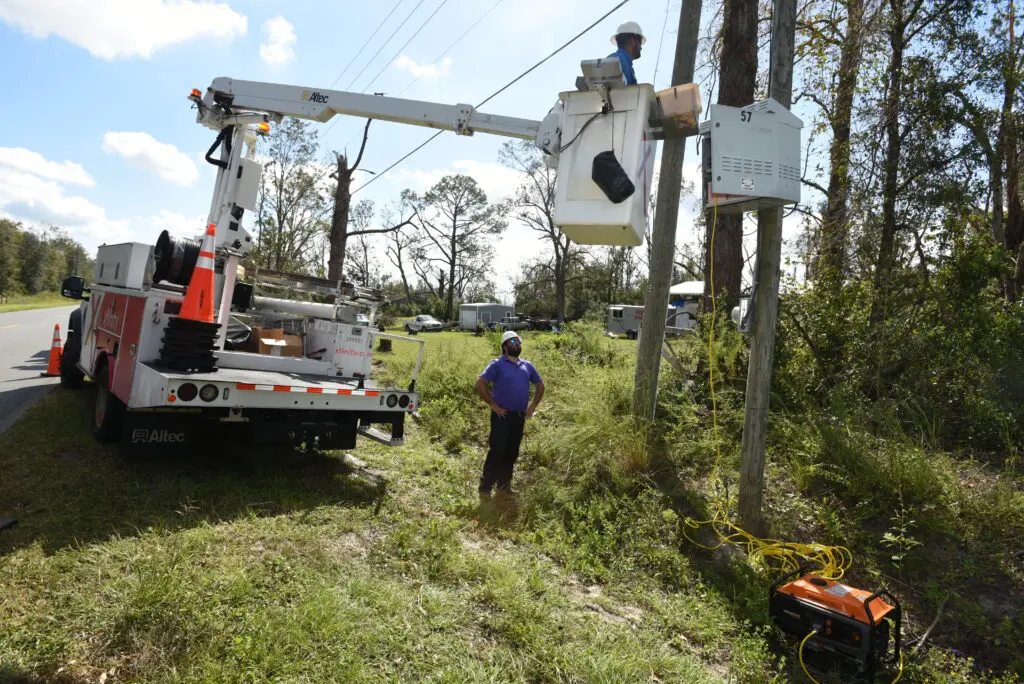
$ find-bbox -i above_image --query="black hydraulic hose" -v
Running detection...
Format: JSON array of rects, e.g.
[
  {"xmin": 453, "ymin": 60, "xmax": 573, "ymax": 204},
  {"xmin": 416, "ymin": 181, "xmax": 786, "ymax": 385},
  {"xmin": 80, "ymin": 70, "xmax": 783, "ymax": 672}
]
[{"xmin": 205, "ymin": 128, "xmax": 231, "ymax": 169}]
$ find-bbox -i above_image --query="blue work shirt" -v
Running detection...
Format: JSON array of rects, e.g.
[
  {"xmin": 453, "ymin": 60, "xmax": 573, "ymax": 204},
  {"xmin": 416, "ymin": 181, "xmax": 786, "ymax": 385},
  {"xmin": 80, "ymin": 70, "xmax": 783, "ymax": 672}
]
[
  {"xmin": 609, "ymin": 48, "xmax": 637, "ymax": 85},
  {"xmin": 480, "ymin": 356, "xmax": 542, "ymax": 412}
]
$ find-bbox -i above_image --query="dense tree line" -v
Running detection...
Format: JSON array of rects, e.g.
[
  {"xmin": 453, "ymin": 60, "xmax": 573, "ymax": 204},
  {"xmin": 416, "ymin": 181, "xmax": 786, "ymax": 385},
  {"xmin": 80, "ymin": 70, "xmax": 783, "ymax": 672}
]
[{"xmin": 0, "ymin": 219, "xmax": 92, "ymax": 297}]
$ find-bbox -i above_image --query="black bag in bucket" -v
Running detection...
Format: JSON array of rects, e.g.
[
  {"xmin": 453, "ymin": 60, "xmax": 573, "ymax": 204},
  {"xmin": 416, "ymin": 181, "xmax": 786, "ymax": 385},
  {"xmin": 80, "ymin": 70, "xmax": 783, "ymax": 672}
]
[{"xmin": 592, "ymin": 150, "xmax": 635, "ymax": 204}]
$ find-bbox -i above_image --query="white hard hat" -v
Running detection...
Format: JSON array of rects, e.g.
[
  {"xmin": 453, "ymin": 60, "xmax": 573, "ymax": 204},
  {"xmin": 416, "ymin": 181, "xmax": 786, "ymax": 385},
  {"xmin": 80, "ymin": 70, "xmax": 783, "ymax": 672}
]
[
  {"xmin": 501, "ymin": 330, "xmax": 521, "ymax": 345},
  {"xmin": 611, "ymin": 21, "xmax": 646, "ymax": 44}
]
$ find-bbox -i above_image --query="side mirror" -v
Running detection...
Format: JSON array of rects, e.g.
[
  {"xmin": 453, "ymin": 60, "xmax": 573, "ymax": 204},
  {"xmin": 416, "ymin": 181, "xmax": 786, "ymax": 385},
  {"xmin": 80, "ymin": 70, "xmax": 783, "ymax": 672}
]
[{"xmin": 61, "ymin": 276, "xmax": 87, "ymax": 300}]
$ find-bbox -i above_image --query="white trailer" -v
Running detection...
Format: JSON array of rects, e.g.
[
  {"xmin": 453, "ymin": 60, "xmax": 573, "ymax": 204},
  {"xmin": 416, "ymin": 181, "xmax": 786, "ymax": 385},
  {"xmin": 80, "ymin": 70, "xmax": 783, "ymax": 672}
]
[
  {"xmin": 607, "ymin": 304, "xmax": 696, "ymax": 339},
  {"xmin": 607, "ymin": 305, "xmax": 669, "ymax": 339},
  {"xmin": 459, "ymin": 303, "xmax": 513, "ymax": 331}
]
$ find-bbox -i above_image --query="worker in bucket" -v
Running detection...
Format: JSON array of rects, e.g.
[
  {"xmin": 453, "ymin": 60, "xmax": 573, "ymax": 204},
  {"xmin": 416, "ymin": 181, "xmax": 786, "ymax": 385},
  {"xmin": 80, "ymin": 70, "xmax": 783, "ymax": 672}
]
[
  {"xmin": 609, "ymin": 21, "xmax": 646, "ymax": 86},
  {"xmin": 475, "ymin": 330, "xmax": 545, "ymax": 500}
]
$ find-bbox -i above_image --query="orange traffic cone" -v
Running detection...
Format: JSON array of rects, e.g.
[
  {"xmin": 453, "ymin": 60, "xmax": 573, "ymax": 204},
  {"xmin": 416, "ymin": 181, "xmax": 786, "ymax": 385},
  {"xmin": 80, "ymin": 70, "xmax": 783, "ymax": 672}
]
[
  {"xmin": 43, "ymin": 323, "xmax": 62, "ymax": 376},
  {"xmin": 180, "ymin": 222, "xmax": 216, "ymax": 323}
]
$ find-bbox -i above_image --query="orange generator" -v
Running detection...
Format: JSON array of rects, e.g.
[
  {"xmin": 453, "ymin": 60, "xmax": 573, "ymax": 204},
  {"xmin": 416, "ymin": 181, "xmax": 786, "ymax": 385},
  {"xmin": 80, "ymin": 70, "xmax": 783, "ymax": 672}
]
[{"xmin": 769, "ymin": 570, "xmax": 902, "ymax": 681}]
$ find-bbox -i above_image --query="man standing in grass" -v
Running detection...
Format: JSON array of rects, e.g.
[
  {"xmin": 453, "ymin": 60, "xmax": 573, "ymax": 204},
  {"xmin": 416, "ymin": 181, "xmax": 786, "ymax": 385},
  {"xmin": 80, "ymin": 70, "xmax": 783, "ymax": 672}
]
[{"xmin": 475, "ymin": 331, "xmax": 545, "ymax": 499}]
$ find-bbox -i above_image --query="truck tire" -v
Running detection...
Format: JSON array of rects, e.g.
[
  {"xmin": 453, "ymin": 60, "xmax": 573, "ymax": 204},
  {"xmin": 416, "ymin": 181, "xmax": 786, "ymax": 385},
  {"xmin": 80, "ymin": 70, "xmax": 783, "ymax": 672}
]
[
  {"xmin": 59, "ymin": 330, "xmax": 85, "ymax": 388},
  {"xmin": 92, "ymin": 361, "xmax": 125, "ymax": 443}
]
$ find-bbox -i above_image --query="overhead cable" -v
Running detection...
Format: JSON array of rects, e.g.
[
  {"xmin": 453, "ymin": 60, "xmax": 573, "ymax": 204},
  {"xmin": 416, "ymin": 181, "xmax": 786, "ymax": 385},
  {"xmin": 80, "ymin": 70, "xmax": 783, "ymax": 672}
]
[
  {"xmin": 358, "ymin": 0, "xmax": 452, "ymax": 94},
  {"xmin": 353, "ymin": 0, "xmax": 636, "ymax": 195},
  {"xmin": 334, "ymin": 0, "xmax": 505, "ymax": 151},
  {"xmin": 327, "ymin": 0, "xmax": 406, "ymax": 90},
  {"xmin": 345, "ymin": 0, "xmax": 430, "ymax": 91},
  {"xmin": 396, "ymin": 0, "xmax": 505, "ymax": 97}
]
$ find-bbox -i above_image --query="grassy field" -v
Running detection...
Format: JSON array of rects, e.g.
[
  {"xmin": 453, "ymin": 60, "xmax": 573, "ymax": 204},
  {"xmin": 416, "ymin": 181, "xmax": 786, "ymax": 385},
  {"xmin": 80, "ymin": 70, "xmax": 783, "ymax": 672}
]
[
  {"xmin": 0, "ymin": 292, "xmax": 69, "ymax": 314},
  {"xmin": 1, "ymin": 326, "xmax": 1021, "ymax": 682}
]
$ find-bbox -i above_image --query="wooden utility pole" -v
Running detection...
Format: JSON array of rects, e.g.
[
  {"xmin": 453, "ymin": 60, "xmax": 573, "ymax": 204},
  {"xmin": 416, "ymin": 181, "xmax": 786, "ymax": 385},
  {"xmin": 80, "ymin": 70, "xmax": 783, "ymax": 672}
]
[
  {"xmin": 737, "ymin": 0, "xmax": 798, "ymax": 533},
  {"xmin": 632, "ymin": 0, "xmax": 705, "ymax": 424}
]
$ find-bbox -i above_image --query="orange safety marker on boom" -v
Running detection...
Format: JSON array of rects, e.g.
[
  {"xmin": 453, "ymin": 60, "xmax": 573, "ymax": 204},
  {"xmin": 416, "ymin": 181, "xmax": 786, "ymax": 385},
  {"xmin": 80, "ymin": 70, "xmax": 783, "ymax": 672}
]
[
  {"xmin": 179, "ymin": 222, "xmax": 217, "ymax": 323},
  {"xmin": 42, "ymin": 323, "xmax": 62, "ymax": 376}
]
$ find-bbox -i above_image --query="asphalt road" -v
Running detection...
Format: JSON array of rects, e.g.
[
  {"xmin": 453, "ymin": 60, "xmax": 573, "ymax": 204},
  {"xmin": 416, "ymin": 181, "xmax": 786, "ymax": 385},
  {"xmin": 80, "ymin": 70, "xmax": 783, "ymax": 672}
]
[{"xmin": 0, "ymin": 305, "xmax": 79, "ymax": 433}]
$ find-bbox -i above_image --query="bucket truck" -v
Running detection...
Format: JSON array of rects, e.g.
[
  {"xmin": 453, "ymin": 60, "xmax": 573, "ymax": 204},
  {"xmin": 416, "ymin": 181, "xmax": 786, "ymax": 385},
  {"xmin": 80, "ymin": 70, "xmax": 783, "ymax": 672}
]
[{"xmin": 58, "ymin": 59, "xmax": 800, "ymax": 453}]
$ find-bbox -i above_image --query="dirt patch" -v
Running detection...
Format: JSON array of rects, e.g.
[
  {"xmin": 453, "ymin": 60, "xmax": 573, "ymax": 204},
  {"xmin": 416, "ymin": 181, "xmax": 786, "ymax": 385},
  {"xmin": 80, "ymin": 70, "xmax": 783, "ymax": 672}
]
[
  {"xmin": 564, "ymin": 581, "xmax": 645, "ymax": 628},
  {"xmin": 322, "ymin": 531, "xmax": 377, "ymax": 561}
]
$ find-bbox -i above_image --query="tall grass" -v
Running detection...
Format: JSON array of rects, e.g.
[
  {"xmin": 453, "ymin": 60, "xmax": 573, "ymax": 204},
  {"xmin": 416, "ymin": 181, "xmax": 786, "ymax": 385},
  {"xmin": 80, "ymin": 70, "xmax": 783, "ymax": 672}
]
[{"xmin": 385, "ymin": 323, "xmax": 1024, "ymax": 680}]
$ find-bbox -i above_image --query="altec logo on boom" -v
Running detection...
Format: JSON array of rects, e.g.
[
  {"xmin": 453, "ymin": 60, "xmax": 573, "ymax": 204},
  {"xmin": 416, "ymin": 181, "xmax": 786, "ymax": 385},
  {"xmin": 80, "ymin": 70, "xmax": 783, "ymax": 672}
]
[{"xmin": 302, "ymin": 90, "xmax": 329, "ymax": 104}]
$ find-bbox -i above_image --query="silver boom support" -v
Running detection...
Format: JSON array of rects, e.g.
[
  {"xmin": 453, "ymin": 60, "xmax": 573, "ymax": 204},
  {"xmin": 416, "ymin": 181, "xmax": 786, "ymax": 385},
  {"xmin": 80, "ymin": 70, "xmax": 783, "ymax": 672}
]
[{"xmin": 198, "ymin": 77, "xmax": 542, "ymax": 140}]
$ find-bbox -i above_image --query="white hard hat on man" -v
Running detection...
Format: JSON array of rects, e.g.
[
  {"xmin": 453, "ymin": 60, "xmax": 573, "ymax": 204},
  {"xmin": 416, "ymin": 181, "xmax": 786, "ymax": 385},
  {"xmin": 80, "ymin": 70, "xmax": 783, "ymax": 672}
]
[{"xmin": 611, "ymin": 21, "xmax": 646, "ymax": 45}]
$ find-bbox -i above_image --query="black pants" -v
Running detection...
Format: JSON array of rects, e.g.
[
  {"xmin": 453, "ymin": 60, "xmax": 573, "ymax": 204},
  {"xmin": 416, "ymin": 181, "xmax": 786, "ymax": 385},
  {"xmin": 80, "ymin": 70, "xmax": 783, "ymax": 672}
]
[{"xmin": 480, "ymin": 410, "xmax": 526, "ymax": 493}]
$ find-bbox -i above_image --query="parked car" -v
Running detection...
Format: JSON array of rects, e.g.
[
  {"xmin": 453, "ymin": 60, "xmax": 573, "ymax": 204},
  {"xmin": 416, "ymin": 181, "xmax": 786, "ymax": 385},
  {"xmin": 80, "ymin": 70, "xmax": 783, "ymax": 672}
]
[
  {"xmin": 528, "ymin": 317, "xmax": 558, "ymax": 331},
  {"xmin": 491, "ymin": 315, "xmax": 529, "ymax": 332},
  {"xmin": 405, "ymin": 314, "xmax": 444, "ymax": 333}
]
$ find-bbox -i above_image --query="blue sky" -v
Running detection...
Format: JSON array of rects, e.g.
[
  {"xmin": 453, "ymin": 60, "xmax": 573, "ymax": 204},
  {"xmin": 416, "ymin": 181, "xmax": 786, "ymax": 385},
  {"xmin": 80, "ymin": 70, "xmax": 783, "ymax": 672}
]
[{"xmin": 0, "ymin": 0, "xmax": 811, "ymax": 287}]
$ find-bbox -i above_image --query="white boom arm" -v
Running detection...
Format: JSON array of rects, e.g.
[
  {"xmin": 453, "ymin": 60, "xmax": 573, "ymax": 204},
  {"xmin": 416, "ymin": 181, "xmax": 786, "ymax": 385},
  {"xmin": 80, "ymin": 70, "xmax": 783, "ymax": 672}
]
[{"xmin": 198, "ymin": 77, "xmax": 543, "ymax": 140}]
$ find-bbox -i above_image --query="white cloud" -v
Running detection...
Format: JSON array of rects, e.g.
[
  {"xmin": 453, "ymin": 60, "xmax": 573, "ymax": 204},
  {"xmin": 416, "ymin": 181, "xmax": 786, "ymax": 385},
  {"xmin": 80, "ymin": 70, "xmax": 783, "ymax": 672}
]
[
  {"xmin": 0, "ymin": 147, "xmax": 213, "ymax": 252},
  {"xmin": 0, "ymin": 0, "xmax": 247, "ymax": 60},
  {"xmin": 0, "ymin": 166, "xmax": 130, "ymax": 249},
  {"xmin": 0, "ymin": 147, "xmax": 94, "ymax": 186},
  {"xmin": 394, "ymin": 55, "xmax": 452, "ymax": 79},
  {"xmin": 102, "ymin": 132, "xmax": 199, "ymax": 187},
  {"xmin": 144, "ymin": 209, "xmax": 207, "ymax": 240},
  {"xmin": 260, "ymin": 15, "xmax": 295, "ymax": 65}
]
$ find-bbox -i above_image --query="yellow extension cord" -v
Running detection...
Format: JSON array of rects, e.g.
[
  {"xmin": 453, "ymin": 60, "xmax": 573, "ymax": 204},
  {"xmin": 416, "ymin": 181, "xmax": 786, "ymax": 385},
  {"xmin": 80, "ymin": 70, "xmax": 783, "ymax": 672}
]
[{"xmin": 691, "ymin": 202, "xmax": 902, "ymax": 683}]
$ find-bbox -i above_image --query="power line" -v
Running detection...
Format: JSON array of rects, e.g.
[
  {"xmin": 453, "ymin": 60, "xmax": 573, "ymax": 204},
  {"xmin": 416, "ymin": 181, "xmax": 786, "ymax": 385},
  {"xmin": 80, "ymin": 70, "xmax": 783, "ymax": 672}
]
[
  {"xmin": 327, "ymin": 0, "xmax": 406, "ymax": 90},
  {"xmin": 396, "ymin": 0, "xmax": 505, "ymax": 97},
  {"xmin": 475, "ymin": 0, "xmax": 635, "ymax": 110},
  {"xmin": 320, "ymin": 0, "xmax": 434, "ymax": 143},
  {"xmin": 353, "ymin": 0, "xmax": 636, "ymax": 195},
  {"xmin": 358, "ymin": 0, "xmax": 452, "ymax": 94},
  {"xmin": 353, "ymin": 131, "xmax": 445, "ymax": 195},
  {"xmin": 345, "ymin": 0, "xmax": 430, "ymax": 92},
  {"xmin": 651, "ymin": 0, "xmax": 673, "ymax": 87},
  {"xmin": 334, "ymin": 0, "xmax": 505, "ymax": 152}
]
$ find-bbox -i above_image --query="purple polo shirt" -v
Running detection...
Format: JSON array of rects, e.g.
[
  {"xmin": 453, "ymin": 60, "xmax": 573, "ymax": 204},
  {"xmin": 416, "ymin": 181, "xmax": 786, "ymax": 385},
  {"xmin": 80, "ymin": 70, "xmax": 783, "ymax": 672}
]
[{"xmin": 480, "ymin": 356, "xmax": 542, "ymax": 412}]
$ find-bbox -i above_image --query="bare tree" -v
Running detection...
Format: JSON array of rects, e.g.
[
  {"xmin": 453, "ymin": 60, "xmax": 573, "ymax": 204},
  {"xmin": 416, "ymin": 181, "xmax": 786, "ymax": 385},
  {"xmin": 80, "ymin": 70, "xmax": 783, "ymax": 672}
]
[
  {"xmin": 344, "ymin": 201, "xmax": 383, "ymax": 287},
  {"xmin": 406, "ymin": 174, "xmax": 507, "ymax": 320},
  {"xmin": 327, "ymin": 119, "xmax": 371, "ymax": 281},
  {"xmin": 384, "ymin": 201, "xmax": 420, "ymax": 302}
]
